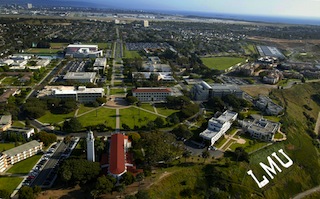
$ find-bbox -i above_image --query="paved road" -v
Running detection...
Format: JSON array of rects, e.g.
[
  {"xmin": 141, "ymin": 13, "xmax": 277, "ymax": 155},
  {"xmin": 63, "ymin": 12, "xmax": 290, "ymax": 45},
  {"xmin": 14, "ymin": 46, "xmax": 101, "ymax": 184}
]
[
  {"xmin": 31, "ymin": 142, "xmax": 67, "ymax": 187},
  {"xmin": 116, "ymin": 108, "xmax": 120, "ymax": 132},
  {"xmin": 293, "ymin": 185, "xmax": 320, "ymax": 199}
]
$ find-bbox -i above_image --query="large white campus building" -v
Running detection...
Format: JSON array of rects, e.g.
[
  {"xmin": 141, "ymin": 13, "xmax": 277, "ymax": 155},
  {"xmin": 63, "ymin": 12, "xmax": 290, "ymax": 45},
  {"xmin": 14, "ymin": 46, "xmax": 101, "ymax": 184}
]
[
  {"xmin": 63, "ymin": 72, "xmax": 97, "ymax": 83},
  {"xmin": 65, "ymin": 44, "xmax": 103, "ymax": 58},
  {"xmin": 200, "ymin": 111, "xmax": 238, "ymax": 145},
  {"xmin": 38, "ymin": 86, "xmax": 104, "ymax": 103}
]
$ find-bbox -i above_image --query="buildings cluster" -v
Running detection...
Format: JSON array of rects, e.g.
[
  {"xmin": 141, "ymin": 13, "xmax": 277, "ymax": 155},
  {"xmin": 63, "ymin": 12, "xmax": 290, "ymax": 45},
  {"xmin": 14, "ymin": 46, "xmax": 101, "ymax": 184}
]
[
  {"xmin": 0, "ymin": 140, "xmax": 43, "ymax": 172},
  {"xmin": 37, "ymin": 86, "xmax": 104, "ymax": 104},
  {"xmin": 200, "ymin": 111, "xmax": 238, "ymax": 145},
  {"xmin": 132, "ymin": 87, "xmax": 173, "ymax": 102},
  {"xmin": 255, "ymin": 95, "xmax": 284, "ymax": 115},
  {"xmin": 191, "ymin": 81, "xmax": 243, "ymax": 101},
  {"xmin": 0, "ymin": 55, "xmax": 51, "ymax": 70}
]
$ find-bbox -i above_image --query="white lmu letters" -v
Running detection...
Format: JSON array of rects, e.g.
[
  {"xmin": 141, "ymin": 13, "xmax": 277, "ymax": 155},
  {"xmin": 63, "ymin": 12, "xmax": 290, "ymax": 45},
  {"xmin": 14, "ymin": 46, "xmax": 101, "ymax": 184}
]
[{"xmin": 247, "ymin": 149, "xmax": 293, "ymax": 188}]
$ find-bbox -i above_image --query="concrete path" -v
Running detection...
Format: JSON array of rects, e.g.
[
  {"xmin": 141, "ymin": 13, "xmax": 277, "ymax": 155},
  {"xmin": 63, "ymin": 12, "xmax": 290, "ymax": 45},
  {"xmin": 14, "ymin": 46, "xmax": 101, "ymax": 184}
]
[
  {"xmin": 133, "ymin": 106, "xmax": 166, "ymax": 118},
  {"xmin": 219, "ymin": 130, "xmax": 240, "ymax": 151},
  {"xmin": 116, "ymin": 108, "xmax": 120, "ymax": 132},
  {"xmin": 153, "ymin": 104, "xmax": 158, "ymax": 114},
  {"xmin": 314, "ymin": 112, "xmax": 320, "ymax": 135},
  {"xmin": 293, "ymin": 185, "xmax": 320, "ymax": 199}
]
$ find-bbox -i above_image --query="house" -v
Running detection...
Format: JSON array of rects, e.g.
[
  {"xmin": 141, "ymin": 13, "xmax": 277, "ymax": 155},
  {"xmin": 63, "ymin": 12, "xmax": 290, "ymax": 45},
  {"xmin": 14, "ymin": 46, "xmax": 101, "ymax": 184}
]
[
  {"xmin": 108, "ymin": 133, "xmax": 132, "ymax": 179},
  {"xmin": 0, "ymin": 115, "xmax": 12, "ymax": 132},
  {"xmin": 200, "ymin": 111, "xmax": 238, "ymax": 145},
  {"xmin": 132, "ymin": 87, "xmax": 173, "ymax": 102},
  {"xmin": 239, "ymin": 115, "xmax": 280, "ymax": 142},
  {"xmin": 2, "ymin": 140, "xmax": 43, "ymax": 166}
]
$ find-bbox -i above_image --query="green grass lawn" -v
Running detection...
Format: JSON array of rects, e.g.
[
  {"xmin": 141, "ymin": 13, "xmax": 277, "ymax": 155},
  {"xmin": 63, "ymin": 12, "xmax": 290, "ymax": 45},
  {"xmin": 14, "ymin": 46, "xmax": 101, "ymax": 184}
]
[
  {"xmin": 77, "ymin": 107, "xmax": 116, "ymax": 129},
  {"xmin": 76, "ymin": 104, "xmax": 96, "ymax": 116},
  {"xmin": 0, "ymin": 143, "xmax": 15, "ymax": 151},
  {"xmin": 7, "ymin": 154, "xmax": 42, "ymax": 174},
  {"xmin": 49, "ymin": 43, "xmax": 69, "ymax": 49},
  {"xmin": 124, "ymin": 50, "xmax": 141, "ymax": 58},
  {"xmin": 113, "ymin": 81, "xmax": 123, "ymax": 86},
  {"xmin": 37, "ymin": 111, "xmax": 76, "ymax": 124},
  {"xmin": 0, "ymin": 177, "xmax": 23, "ymax": 195},
  {"xmin": 110, "ymin": 88, "xmax": 125, "ymax": 95},
  {"xmin": 201, "ymin": 57, "xmax": 246, "ymax": 70},
  {"xmin": 148, "ymin": 165, "xmax": 204, "ymax": 199},
  {"xmin": 155, "ymin": 106, "xmax": 179, "ymax": 117},
  {"xmin": 27, "ymin": 48, "xmax": 60, "ymax": 54},
  {"xmin": 12, "ymin": 121, "xmax": 25, "ymax": 127},
  {"xmin": 1, "ymin": 77, "xmax": 18, "ymax": 85},
  {"xmin": 274, "ymin": 132, "xmax": 284, "ymax": 139},
  {"xmin": 120, "ymin": 107, "xmax": 159, "ymax": 129},
  {"xmin": 139, "ymin": 103, "xmax": 155, "ymax": 113}
]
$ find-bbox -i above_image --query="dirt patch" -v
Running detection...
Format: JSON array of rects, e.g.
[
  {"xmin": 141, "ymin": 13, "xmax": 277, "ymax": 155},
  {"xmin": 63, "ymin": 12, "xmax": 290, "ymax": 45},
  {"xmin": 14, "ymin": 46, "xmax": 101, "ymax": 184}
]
[
  {"xmin": 240, "ymin": 85, "xmax": 276, "ymax": 97},
  {"xmin": 37, "ymin": 185, "xmax": 88, "ymax": 199},
  {"xmin": 286, "ymin": 144, "xmax": 295, "ymax": 151}
]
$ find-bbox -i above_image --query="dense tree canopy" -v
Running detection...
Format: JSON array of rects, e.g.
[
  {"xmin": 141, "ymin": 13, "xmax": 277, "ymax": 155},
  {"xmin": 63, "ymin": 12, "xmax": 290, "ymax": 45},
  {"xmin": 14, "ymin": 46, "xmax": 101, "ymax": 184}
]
[{"xmin": 62, "ymin": 117, "xmax": 82, "ymax": 133}]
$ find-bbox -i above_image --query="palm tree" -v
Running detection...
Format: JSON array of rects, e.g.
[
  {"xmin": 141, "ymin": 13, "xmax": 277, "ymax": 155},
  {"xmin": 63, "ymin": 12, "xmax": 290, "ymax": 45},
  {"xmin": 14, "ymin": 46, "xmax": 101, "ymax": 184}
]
[{"xmin": 182, "ymin": 150, "xmax": 192, "ymax": 163}]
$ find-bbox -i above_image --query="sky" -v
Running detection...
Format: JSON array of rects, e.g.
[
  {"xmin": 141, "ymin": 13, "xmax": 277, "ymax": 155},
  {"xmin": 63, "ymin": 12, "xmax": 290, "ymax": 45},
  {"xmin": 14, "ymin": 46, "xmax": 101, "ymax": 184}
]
[{"xmin": 86, "ymin": 0, "xmax": 320, "ymax": 18}]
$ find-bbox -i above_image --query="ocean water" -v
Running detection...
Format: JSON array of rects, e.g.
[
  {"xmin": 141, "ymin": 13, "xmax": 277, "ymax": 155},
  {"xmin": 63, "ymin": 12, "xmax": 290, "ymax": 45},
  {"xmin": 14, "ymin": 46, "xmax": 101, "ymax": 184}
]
[{"xmin": 169, "ymin": 11, "xmax": 320, "ymax": 26}]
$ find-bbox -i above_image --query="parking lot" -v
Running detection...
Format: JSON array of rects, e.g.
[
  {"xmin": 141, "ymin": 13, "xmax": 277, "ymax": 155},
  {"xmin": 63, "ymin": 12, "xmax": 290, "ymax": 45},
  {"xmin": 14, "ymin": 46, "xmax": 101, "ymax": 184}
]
[{"xmin": 221, "ymin": 76, "xmax": 249, "ymax": 85}]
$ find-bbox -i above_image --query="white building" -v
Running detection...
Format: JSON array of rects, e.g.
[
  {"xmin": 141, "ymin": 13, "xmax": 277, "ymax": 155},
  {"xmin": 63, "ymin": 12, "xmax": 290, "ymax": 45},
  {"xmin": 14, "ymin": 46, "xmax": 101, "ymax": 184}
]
[
  {"xmin": 86, "ymin": 130, "xmax": 95, "ymax": 162},
  {"xmin": 0, "ymin": 154, "xmax": 8, "ymax": 172},
  {"xmin": 200, "ymin": 111, "xmax": 238, "ymax": 145},
  {"xmin": 51, "ymin": 86, "xmax": 104, "ymax": 103},
  {"xmin": 132, "ymin": 72, "xmax": 175, "ymax": 82},
  {"xmin": 255, "ymin": 95, "xmax": 284, "ymax": 115},
  {"xmin": 65, "ymin": 44, "xmax": 103, "ymax": 58},
  {"xmin": 93, "ymin": 58, "xmax": 107, "ymax": 74},
  {"xmin": 63, "ymin": 72, "xmax": 96, "ymax": 83},
  {"xmin": 132, "ymin": 87, "xmax": 173, "ymax": 102},
  {"xmin": 143, "ymin": 20, "xmax": 149, "ymax": 27},
  {"xmin": 239, "ymin": 116, "xmax": 280, "ymax": 142},
  {"xmin": 6, "ymin": 127, "xmax": 35, "ymax": 139},
  {"xmin": 27, "ymin": 3, "xmax": 32, "ymax": 9}
]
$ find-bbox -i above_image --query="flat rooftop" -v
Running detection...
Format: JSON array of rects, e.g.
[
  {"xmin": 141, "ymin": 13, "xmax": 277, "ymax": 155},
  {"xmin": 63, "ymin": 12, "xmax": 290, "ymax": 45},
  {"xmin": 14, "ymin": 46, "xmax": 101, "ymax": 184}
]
[
  {"xmin": 67, "ymin": 44, "xmax": 98, "ymax": 48},
  {"xmin": 132, "ymin": 87, "xmax": 172, "ymax": 93},
  {"xmin": 3, "ymin": 140, "xmax": 41, "ymax": 157},
  {"xmin": 256, "ymin": 46, "xmax": 285, "ymax": 59},
  {"xmin": 64, "ymin": 72, "xmax": 96, "ymax": 80}
]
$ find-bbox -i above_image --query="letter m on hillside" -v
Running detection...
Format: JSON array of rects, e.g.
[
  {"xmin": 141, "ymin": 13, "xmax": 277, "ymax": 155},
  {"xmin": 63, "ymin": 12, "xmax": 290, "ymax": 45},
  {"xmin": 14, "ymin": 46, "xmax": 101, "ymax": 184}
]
[{"xmin": 259, "ymin": 156, "xmax": 282, "ymax": 179}]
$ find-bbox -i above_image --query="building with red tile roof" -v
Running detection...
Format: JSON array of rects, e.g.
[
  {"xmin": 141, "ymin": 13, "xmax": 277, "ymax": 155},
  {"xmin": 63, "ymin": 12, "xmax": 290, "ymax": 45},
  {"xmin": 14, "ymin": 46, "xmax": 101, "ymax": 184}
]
[
  {"xmin": 108, "ymin": 133, "xmax": 131, "ymax": 178},
  {"xmin": 132, "ymin": 87, "xmax": 173, "ymax": 102}
]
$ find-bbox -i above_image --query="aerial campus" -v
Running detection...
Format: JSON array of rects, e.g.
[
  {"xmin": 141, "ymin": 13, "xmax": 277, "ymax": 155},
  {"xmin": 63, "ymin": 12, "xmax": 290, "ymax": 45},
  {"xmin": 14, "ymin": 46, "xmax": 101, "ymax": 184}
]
[{"xmin": 0, "ymin": 2, "xmax": 320, "ymax": 199}]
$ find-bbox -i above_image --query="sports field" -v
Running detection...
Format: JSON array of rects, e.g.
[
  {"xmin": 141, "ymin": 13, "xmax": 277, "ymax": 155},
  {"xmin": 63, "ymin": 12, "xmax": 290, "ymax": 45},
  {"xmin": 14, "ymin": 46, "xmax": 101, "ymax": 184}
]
[{"xmin": 201, "ymin": 57, "xmax": 246, "ymax": 70}]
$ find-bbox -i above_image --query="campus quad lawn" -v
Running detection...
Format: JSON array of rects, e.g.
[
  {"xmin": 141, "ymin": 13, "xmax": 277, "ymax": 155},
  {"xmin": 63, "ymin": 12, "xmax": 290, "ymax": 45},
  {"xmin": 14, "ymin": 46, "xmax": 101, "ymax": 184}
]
[
  {"xmin": 119, "ymin": 107, "xmax": 159, "ymax": 129},
  {"xmin": 110, "ymin": 88, "xmax": 125, "ymax": 95},
  {"xmin": 0, "ymin": 177, "xmax": 23, "ymax": 194},
  {"xmin": 77, "ymin": 107, "xmax": 116, "ymax": 129},
  {"xmin": 155, "ymin": 105, "xmax": 179, "ymax": 117},
  {"xmin": 139, "ymin": 103, "xmax": 155, "ymax": 113},
  {"xmin": 37, "ymin": 111, "xmax": 76, "ymax": 124},
  {"xmin": 201, "ymin": 57, "xmax": 246, "ymax": 70},
  {"xmin": 7, "ymin": 154, "xmax": 42, "ymax": 174},
  {"xmin": 76, "ymin": 104, "xmax": 96, "ymax": 116},
  {"xmin": 0, "ymin": 143, "xmax": 15, "ymax": 151},
  {"xmin": 12, "ymin": 121, "xmax": 25, "ymax": 127},
  {"xmin": 27, "ymin": 48, "xmax": 60, "ymax": 54},
  {"xmin": 124, "ymin": 50, "xmax": 141, "ymax": 58},
  {"xmin": 49, "ymin": 42, "xmax": 69, "ymax": 49}
]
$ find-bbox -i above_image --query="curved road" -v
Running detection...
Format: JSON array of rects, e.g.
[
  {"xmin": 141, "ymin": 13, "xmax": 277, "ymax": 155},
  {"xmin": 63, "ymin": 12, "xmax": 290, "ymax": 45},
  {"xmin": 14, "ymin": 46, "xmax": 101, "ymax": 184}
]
[{"xmin": 293, "ymin": 185, "xmax": 320, "ymax": 199}]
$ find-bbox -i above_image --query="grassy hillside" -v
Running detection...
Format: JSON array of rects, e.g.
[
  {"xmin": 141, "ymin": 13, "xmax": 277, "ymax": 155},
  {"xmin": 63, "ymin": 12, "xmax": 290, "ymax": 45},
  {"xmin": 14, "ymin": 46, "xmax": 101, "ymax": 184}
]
[{"xmin": 147, "ymin": 82, "xmax": 320, "ymax": 199}]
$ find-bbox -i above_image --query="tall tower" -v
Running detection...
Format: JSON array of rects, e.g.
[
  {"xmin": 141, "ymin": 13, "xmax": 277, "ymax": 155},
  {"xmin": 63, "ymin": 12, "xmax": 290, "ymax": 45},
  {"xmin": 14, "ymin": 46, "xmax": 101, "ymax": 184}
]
[
  {"xmin": 143, "ymin": 20, "xmax": 149, "ymax": 28},
  {"xmin": 86, "ymin": 130, "xmax": 95, "ymax": 162}
]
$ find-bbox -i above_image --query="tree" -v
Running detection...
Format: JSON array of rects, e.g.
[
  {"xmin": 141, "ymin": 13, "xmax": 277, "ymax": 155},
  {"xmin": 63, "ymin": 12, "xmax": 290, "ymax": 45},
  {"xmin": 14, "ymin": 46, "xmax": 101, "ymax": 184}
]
[
  {"xmin": 171, "ymin": 124, "xmax": 193, "ymax": 140},
  {"xmin": 36, "ymin": 131, "xmax": 57, "ymax": 146},
  {"xmin": 96, "ymin": 97, "xmax": 107, "ymax": 105},
  {"xmin": 234, "ymin": 147, "xmax": 249, "ymax": 162},
  {"xmin": 135, "ymin": 172, "xmax": 145, "ymax": 187},
  {"xmin": 94, "ymin": 175, "xmax": 115, "ymax": 195},
  {"xmin": 62, "ymin": 117, "xmax": 82, "ymax": 133},
  {"xmin": 182, "ymin": 150, "xmax": 192, "ymax": 162},
  {"xmin": 202, "ymin": 150, "xmax": 210, "ymax": 163},
  {"xmin": 135, "ymin": 190, "xmax": 150, "ymax": 199},
  {"xmin": 18, "ymin": 186, "xmax": 35, "ymax": 199},
  {"xmin": 121, "ymin": 172, "xmax": 135, "ymax": 185},
  {"xmin": 0, "ymin": 189, "xmax": 10, "ymax": 199},
  {"xmin": 127, "ymin": 132, "xmax": 141, "ymax": 144},
  {"xmin": 154, "ymin": 117, "xmax": 165, "ymax": 128},
  {"xmin": 126, "ymin": 96, "xmax": 138, "ymax": 105}
]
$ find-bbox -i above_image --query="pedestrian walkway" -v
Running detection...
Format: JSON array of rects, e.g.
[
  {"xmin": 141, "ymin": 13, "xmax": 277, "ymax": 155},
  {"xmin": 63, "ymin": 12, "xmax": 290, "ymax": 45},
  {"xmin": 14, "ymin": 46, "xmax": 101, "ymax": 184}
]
[{"xmin": 116, "ymin": 109, "xmax": 120, "ymax": 132}]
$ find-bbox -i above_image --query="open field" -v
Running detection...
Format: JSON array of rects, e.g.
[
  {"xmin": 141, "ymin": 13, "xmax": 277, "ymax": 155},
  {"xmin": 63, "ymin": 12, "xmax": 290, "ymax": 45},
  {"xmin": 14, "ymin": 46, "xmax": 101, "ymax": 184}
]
[
  {"xmin": 110, "ymin": 88, "xmax": 126, "ymax": 95},
  {"xmin": 76, "ymin": 104, "xmax": 95, "ymax": 116},
  {"xmin": 26, "ymin": 48, "xmax": 60, "ymax": 54},
  {"xmin": 201, "ymin": 57, "xmax": 246, "ymax": 70},
  {"xmin": 1, "ymin": 77, "xmax": 18, "ymax": 85},
  {"xmin": 124, "ymin": 50, "xmax": 141, "ymax": 58},
  {"xmin": 155, "ymin": 105, "xmax": 179, "ymax": 117},
  {"xmin": 119, "ymin": 107, "xmax": 159, "ymax": 129},
  {"xmin": 77, "ymin": 107, "xmax": 116, "ymax": 129},
  {"xmin": 12, "ymin": 121, "xmax": 25, "ymax": 127},
  {"xmin": 140, "ymin": 103, "xmax": 155, "ymax": 113},
  {"xmin": 0, "ymin": 177, "xmax": 23, "ymax": 195},
  {"xmin": 37, "ymin": 111, "xmax": 76, "ymax": 124},
  {"xmin": 148, "ymin": 165, "xmax": 204, "ymax": 199},
  {"xmin": 240, "ymin": 85, "xmax": 275, "ymax": 97},
  {"xmin": 0, "ymin": 143, "xmax": 15, "ymax": 151},
  {"xmin": 7, "ymin": 154, "xmax": 42, "ymax": 174},
  {"xmin": 50, "ymin": 43, "xmax": 68, "ymax": 49}
]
